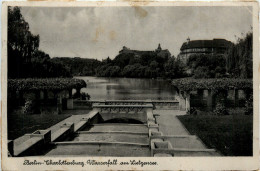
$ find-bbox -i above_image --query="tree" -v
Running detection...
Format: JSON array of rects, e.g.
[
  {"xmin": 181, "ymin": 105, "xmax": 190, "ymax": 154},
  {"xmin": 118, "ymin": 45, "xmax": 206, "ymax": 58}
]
[
  {"xmin": 164, "ymin": 57, "xmax": 186, "ymax": 78},
  {"xmin": 8, "ymin": 7, "xmax": 40, "ymax": 78},
  {"xmin": 225, "ymin": 32, "xmax": 252, "ymax": 78},
  {"xmin": 193, "ymin": 66, "xmax": 211, "ymax": 78},
  {"xmin": 187, "ymin": 54, "xmax": 226, "ymax": 78},
  {"xmin": 8, "ymin": 7, "xmax": 71, "ymax": 78},
  {"xmin": 149, "ymin": 60, "xmax": 159, "ymax": 69}
]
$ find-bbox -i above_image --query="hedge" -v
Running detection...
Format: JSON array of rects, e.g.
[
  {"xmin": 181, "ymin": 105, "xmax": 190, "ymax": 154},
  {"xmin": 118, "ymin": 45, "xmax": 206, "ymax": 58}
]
[
  {"xmin": 8, "ymin": 78, "xmax": 86, "ymax": 91},
  {"xmin": 172, "ymin": 78, "xmax": 252, "ymax": 91}
]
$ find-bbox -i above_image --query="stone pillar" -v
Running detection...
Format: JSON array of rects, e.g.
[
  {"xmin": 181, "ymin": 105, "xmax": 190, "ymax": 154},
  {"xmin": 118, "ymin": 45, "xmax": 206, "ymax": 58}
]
[
  {"xmin": 44, "ymin": 90, "xmax": 48, "ymax": 100},
  {"xmin": 179, "ymin": 91, "xmax": 186, "ymax": 111},
  {"xmin": 68, "ymin": 89, "xmax": 72, "ymax": 98},
  {"xmin": 185, "ymin": 92, "xmax": 190, "ymax": 113},
  {"xmin": 40, "ymin": 90, "xmax": 44, "ymax": 100},
  {"xmin": 206, "ymin": 90, "xmax": 213, "ymax": 111},
  {"xmin": 18, "ymin": 90, "xmax": 23, "ymax": 106},
  {"xmin": 234, "ymin": 89, "xmax": 239, "ymax": 107},
  {"xmin": 75, "ymin": 88, "xmax": 81, "ymax": 99},
  {"xmin": 67, "ymin": 98, "xmax": 74, "ymax": 109},
  {"xmin": 57, "ymin": 96, "xmax": 62, "ymax": 114}
]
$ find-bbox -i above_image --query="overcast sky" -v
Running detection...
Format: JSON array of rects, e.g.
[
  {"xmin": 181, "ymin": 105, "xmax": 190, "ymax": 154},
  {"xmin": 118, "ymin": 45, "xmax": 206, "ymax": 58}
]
[{"xmin": 21, "ymin": 6, "xmax": 252, "ymax": 60}]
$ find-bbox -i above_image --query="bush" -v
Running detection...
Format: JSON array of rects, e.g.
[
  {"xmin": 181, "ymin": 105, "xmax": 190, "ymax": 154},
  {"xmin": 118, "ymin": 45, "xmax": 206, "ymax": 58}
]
[
  {"xmin": 187, "ymin": 54, "xmax": 226, "ymax": 78},
  {"xmin": 214, "ymin": 103, "xmax": 228, "ymax": 115},
  {"xmin": 193, "ymin": 66, "xmax": 211, "ymax": 78},
  {"xmin": 245, "ymin": 93, "xmax": 253, "ymax": 115},
  {"xmin": 22, "ymin": 100, "xmax": 34, "ymax": 114},
  {"xmin": 81, "ymin": 92, "xmax": 91, "ymax": 100},
  {"xmin": 213, "ymin": 91, "xmax": 229, "ymax": 115},
  {"xmin": 172, "ymin": 78, "xmax": 252, "ymax": 91},
  {"xmin": 188, "ymin": 107, "xmax": 198, "ymax": 115}
]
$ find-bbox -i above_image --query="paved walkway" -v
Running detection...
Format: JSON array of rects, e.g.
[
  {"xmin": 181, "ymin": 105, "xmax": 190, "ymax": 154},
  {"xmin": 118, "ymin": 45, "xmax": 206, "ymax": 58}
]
[{"xmin": 155, "ymin": 110, "xmax": 189, "ymax": 135}]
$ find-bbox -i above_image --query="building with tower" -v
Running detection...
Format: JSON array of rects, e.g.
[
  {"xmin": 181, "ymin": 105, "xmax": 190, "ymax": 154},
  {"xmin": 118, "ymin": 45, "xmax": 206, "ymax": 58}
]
[
  {"xmin": 119, "ymin": 44, "xmax": 171, "ymax": 59},
  {"xmin": 177, "ymin": 38, "xmax": 232, "ymax": 64}
]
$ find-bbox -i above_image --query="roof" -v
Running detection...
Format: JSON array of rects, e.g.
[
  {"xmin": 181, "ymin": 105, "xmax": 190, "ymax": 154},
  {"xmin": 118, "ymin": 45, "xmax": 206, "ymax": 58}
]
[{"xmin": 180, "ymin": 39, "xmax": 232, "ymax": 51}]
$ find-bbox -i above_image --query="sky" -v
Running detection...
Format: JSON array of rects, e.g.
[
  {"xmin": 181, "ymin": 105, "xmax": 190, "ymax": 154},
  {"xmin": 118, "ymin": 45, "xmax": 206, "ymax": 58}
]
[{"xmin": 21, "ymin": 6, "xmax": 252, "ymax": 60}]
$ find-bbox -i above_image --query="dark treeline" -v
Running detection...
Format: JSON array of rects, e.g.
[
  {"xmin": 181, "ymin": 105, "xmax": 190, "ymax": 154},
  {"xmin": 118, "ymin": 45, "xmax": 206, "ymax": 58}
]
[
  {"xmin": 95, "ymin": 53, "xmax": 186, "ymax": 78},
  {"xmin": 8, "ymin": 7, "xmax": 71, "ymax": 78},
  {"xmin": 51, "ymin": 57, "xmax": 101, "ymax": 76}
]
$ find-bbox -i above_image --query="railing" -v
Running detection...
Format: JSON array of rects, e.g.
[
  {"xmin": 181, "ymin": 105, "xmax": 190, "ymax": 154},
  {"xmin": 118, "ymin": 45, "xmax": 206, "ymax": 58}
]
[
  {"xmin": 74, "ymin": 100, "xmax": 179, "ymax": 110},
  {"xmin": 93, "ymin": 104, "xmax": 153, "ymax": 113},
  {"xmin": 152, "ymin": 100, "xmax": 179, "ymax": 110}
]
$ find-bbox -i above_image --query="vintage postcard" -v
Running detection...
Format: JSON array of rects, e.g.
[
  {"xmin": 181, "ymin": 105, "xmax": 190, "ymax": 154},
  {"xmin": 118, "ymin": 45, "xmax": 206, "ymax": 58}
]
[{"xmin": 1, "ymin": 1, "xmax": 259, "ymax": 170}]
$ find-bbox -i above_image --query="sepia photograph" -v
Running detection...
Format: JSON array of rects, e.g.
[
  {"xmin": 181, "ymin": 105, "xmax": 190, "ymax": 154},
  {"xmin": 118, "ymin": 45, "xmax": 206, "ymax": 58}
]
[{"xmin": 1, "ymin": 1, "xmax": 259, "ymax": 170}]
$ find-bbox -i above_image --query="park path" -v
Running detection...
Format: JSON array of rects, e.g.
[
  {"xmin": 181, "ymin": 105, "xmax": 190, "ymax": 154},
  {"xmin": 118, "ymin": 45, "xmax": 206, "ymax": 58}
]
[{"xmin": 155, "ymin": 110, "xmax": 189, "ymax": 135}]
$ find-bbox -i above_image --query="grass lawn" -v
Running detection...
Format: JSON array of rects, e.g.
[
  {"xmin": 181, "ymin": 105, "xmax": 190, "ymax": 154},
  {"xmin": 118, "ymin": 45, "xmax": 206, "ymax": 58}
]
[
  {"xmin": 7, "ymin": 112, "xmax": 71, "ymax": 140},
  {"xmin": 8, "ymin": 108, "xmax": 91, "ymax": 140},
  {"xmin": 177, "ymin": 115, "xmax": 253, "ymax": 156}
]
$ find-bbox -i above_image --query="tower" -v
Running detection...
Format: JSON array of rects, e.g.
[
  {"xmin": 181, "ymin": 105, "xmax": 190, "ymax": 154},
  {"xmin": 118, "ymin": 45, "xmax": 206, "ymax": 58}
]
[
  {"xmin": 187, "ymin": 37, "xmax": 190, "ymax": 43},
  {"xmin": 156, "ymin": 43, "xmax": 162, "ymax": 52}
]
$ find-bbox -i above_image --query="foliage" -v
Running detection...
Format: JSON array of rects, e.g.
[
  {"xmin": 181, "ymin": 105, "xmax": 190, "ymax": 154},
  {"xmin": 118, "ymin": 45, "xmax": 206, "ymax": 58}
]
[
  {"xmin": 8, "ymin": 7, "xmax": 70, "ymax": 78},
  {"xmin": 29, "ymin": 51, "xmax": 71, "ymax": 78},
  {"xmin": 164, "ymin": 57, "xmax": 186, "ymax": 78},
  {"xmin": 214, "ymin": 103, "xmax": 228, "ymax": 115},
  {"xmin": 121, "ymin": 64, "xmax": 149, "ymax": 78},
  {"xmin": 189, "ymin": 107, "xmax": 198, "ymax": 115},
  {"xmin": 193, "ymin": 66, "xmax": 211, "ymax": 78},
  {"xmin": 96, "ymin": 64, "xmax": 121, "ymax": 77},
  {"xmin": 8, "ymin": 7, "xmax": 38, "ymax": 78},
  {"xmin": 81, "ymin": 92, "xmax": 91, "ymax": 100},
  {"xmin": 8, "ymin": 78, "xmax": 86, "ymax": 91},
  {"xmin": 245, "ymin": 93, "xmax": 253, "ymax": 115},
  {"xmin": 22, "ymin": 100, "xmax": 34, "ymax": 114},
  {"xmin": 225, "ymin": 32, "xmax": 253, "ymax": 78},
  {"xmin": 172, "ymin": 78, "xmax": 252, "ymax": 91},
  {"xmin": 213, "ymin": 91, "xmax": 229, "ymax": 115},
  {"xmin": 187, "ymin": 54, "xmax": 226, "ymax": 78},
  {"xmin": 96, "ymin": 53, "xmax": 185, "ymax": 79},
  {"xmin": 51, "ymin": 57, "xmax": 101, "ymax": 76},
  {"xmin": 98, "ymin": 50, "xmax": 171, "ymax": 78}
]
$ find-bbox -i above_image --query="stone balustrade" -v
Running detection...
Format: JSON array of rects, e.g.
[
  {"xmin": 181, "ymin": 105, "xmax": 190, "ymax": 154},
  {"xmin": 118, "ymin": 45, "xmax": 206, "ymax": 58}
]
[
  {"xmin": 74, "ymin": 99, "xmax": 179, "ymax": 110},
  {"xmin": 93, "ymin": 104, "xmax": 154, "ymax": 114}
]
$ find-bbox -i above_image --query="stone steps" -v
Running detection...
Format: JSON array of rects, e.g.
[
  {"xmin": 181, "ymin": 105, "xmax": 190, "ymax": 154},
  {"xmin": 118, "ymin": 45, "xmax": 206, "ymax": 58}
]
[
  {"xmin": 74, "ymin": 132, "xmax": 149, "ymax": 144},
  {"xmin": 45, "ymin": 143, "xmax": 150, "ymax": 157},
  {"xmin": 83, "ymin": 124, "xmax": 148, "ymax": 133}
]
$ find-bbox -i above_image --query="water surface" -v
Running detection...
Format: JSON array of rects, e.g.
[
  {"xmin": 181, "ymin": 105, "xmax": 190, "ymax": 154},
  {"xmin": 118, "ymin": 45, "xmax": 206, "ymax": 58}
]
[{"xmin": 75, "ymin": 76, "xmax": 177, "ymax": 100}]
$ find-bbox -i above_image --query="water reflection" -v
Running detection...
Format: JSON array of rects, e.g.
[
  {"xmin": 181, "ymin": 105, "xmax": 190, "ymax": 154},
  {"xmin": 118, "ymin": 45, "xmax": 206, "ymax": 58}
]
[{"xmin": 75, "ymin": 76, "xmax": 177, "ymax": 100}]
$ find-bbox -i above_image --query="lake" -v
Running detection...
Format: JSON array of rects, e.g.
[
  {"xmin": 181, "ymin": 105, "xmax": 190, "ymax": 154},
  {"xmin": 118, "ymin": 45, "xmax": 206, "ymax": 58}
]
[{"xmin": 74, "ymin": 76, "xmax": 178, "ymax": 100}]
